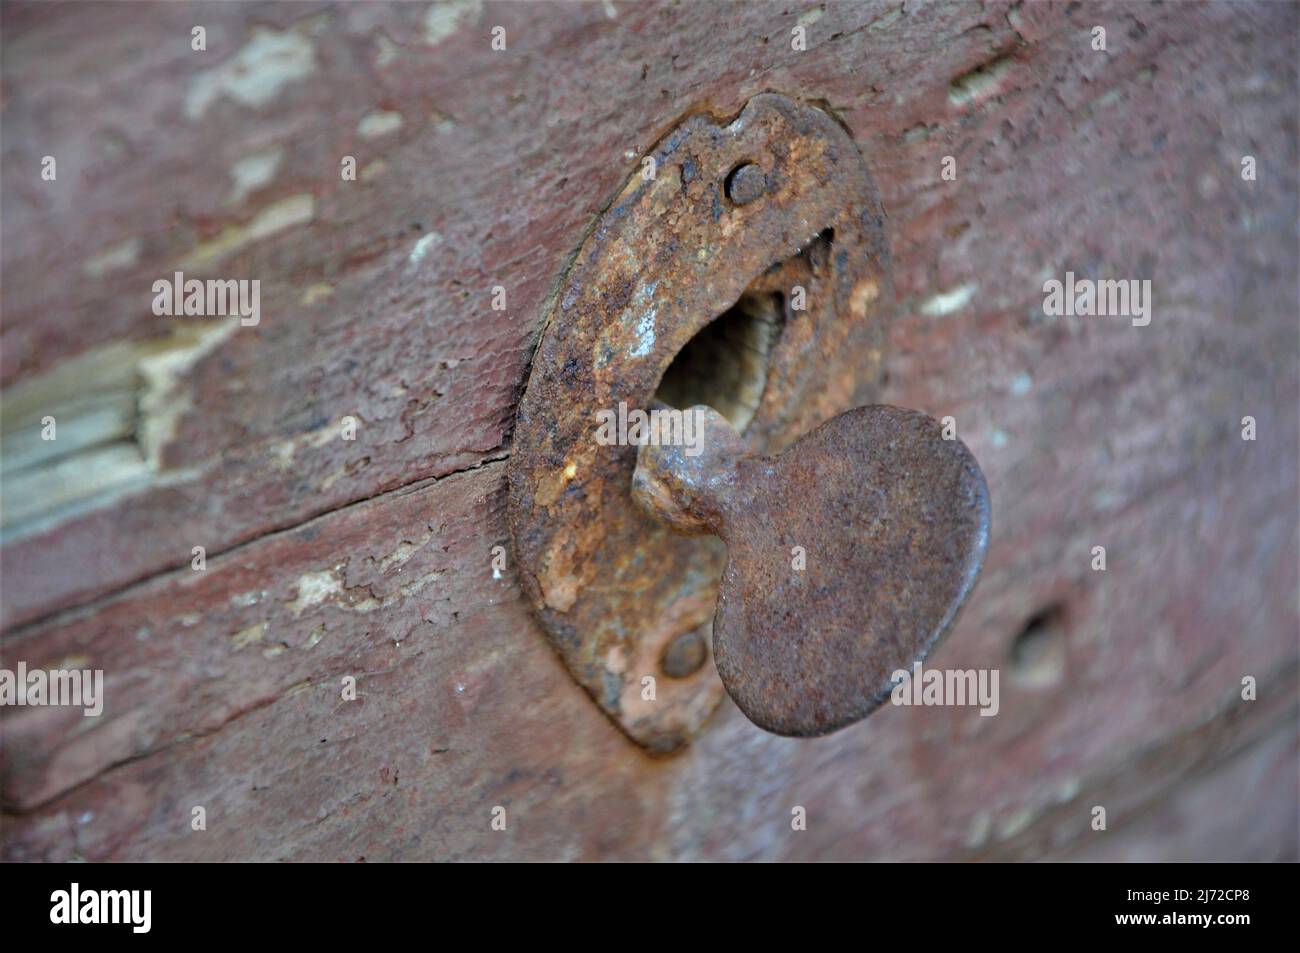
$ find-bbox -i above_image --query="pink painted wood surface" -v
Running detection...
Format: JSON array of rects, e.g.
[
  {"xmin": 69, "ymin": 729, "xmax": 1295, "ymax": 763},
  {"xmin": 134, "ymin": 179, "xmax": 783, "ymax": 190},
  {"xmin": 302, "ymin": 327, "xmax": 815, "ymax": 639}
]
[{"xmin": 2, "ymin": 0, "xmax": 1296, "ymax": 860}]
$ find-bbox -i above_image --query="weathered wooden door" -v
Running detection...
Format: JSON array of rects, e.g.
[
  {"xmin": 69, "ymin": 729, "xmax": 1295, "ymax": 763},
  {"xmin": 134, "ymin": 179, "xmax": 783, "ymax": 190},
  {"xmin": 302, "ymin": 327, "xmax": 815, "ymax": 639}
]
[{"xmin": 2, "ymin": 0, "xmax": 1296, "ymax": 861}]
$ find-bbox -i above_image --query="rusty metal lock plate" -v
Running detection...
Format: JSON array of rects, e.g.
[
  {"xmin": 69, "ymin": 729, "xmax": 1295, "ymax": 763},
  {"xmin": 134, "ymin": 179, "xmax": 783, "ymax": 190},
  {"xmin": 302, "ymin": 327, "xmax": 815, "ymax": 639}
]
[{"xmin": 507, "ymin": 93, "xmax": 892, "ymax": 751}]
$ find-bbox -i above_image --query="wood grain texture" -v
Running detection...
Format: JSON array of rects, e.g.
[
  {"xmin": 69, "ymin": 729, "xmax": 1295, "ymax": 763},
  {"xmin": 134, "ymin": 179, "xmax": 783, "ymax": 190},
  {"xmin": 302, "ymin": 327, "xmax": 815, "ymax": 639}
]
[{"xmin": 2, "ymin": 0, "xmax": 1297, "ymax": 860}]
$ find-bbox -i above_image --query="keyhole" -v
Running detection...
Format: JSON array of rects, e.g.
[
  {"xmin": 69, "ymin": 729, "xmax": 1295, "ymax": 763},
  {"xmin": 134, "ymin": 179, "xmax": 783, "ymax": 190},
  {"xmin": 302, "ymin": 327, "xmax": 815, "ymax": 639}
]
[{"xmin": 653, "ymin": 290, "xmax": 783, "ymax": 434}]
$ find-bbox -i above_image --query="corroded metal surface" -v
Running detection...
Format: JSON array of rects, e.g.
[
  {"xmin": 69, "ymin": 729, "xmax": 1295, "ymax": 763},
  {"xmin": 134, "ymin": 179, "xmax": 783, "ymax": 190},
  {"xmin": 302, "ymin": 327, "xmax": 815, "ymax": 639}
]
[
  {"xmin": 507, "ymin": 93, "xmax": 892, "ymax": 750},
  {"xmin": 633, "ymin": 405, "xmax": 990, "ymax": 736}
]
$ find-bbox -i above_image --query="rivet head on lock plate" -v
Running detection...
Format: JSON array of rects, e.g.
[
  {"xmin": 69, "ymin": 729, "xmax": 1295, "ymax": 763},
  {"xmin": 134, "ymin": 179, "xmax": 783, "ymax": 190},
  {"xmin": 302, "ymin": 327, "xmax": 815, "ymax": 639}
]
[{"xmin": 508, "ymin": 93, "xmax": 892, "ymax": 751}]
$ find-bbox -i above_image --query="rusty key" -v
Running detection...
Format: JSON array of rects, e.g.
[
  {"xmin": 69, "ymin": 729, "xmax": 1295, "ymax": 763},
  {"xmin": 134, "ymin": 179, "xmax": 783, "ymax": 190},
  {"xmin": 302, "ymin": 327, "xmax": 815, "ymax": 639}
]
[{"xmin": 631, "ymin": 404, "xmax": 990, "ymax": 737}]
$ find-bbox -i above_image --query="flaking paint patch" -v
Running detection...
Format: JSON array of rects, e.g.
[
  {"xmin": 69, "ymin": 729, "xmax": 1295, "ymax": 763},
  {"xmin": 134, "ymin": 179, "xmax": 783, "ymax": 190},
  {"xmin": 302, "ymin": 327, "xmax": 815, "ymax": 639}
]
[
  {"xmin": 374, "ymin": 33, "xmax": 400, "ymax": 67},
  {"xmin": 920, "ymin": 283, "xmax": 976, "ymax": 316},
  {"xmin": 137, "ymin": 320, "xmax": 242, "ymax": 467},
  {"xmin": 869, "ymin": 6, "xmax": 904, "ymax": 34},
  {"xmin": 230, "ymin": 621, "xmax": 268, "ymax": 649},
  {"xmin": 0, "ymin": 322, "xmax": 238, "ymax": 532},
  {"xmin": 378, "ymin": 539, "xmax": 425, "ymax": 573},
  {"xmin": 348, "ymin": 569, "xmax": 442, "ymax": 612},
  {"xmin": 997, "ymin": 805, "xmax": 1039, "ymax": 841},
  {"xmin": 286, "ymin": 569, "xmax": 343, "ymax": 615},
  {"xmin": 965, "ymin": 809, "xmax": 992, "ymax": 847},
  {"xmin": 182, "ymin": 194, "xmax": 315, "ymax": 268},
  {"xmin": 269, "ymin": 422, "xmax": 347, "ymax": 472},
  {"xmin": 424, "ymin": 1, "xmax": 483, "ymax": 45},
  {"xmin": 83, "ymin": 238, "xmax": 141, "ymax": 277},
  {"xmin": 227, "ymin": 149, "xmax": 283, "ymax": 204},
  {"xmin": 301, "ymin": 283, "xmax": 334, "ymax": 305},
  {"xmin": 408, "ymin": 232, "xmax": 442, "ymax": 268},
  {"xmin": 357, "ymin": 110, "xmax": 404, "ymax": 139},
  {"xmin": 429, "ymin": 109, "xmax": 456, "ymax": 134},
  {"xmin": 185, "ymin": 28, "xmax": 318, "ymax": 119},
  {"xmin": 949, "ymin": 56, "xmax": 1013, "ymax": 108}
]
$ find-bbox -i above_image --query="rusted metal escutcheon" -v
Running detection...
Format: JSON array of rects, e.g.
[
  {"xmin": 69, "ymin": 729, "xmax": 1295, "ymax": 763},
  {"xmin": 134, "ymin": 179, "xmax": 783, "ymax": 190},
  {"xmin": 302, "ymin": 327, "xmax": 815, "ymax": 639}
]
[
  {"xmin": 507, "ymin": 93, "xmax": 892, "ymax": 750},
  {"xmin": 632, "ymin": 405, "xmax": 990, "ymax": 736}
]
